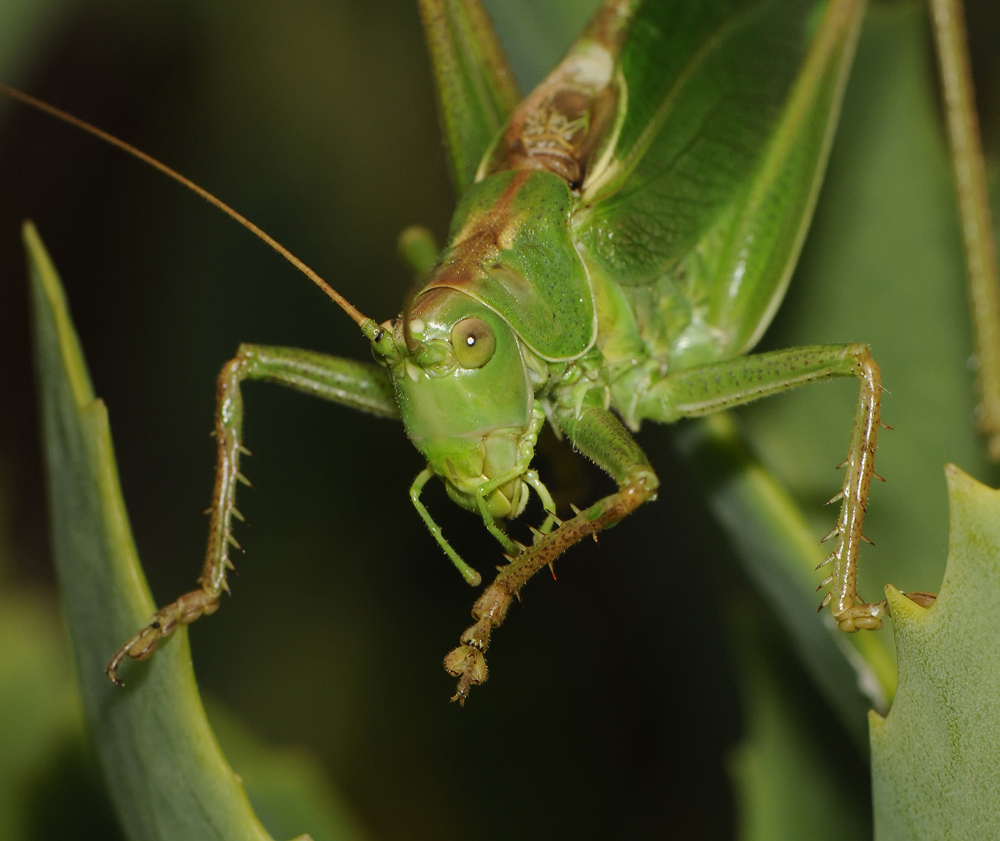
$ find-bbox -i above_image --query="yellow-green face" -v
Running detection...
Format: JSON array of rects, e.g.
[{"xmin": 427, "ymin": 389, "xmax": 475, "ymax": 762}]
[{"xmin": 390, "ymin": 288, "xmax": 533, "ymax": 517}]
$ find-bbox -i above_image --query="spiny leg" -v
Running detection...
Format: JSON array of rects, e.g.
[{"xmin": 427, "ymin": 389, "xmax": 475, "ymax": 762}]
[
  {"xmin": 106, "ymin": 344, "xmax": 399, "ymax": 685},
  {"xmin": 631, "ymin": 342, "xmax": 892, "ymax": 631},
  {"xmin": 445, "ymin": 406, "xmax": 658, "ymax": 703},
  {"xmin": 815, "ymin": 350, "xmax": 885, "ymax": 630}
]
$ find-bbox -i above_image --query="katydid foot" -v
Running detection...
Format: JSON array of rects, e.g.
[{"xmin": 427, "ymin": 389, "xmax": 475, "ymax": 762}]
[
  {"xmin": 106, "ymin": 587, "xmax": 221, "ymax": 685},
  {"xmin": 445, "ymin": 473, "xmax": 657, "ymax": 705},
  {"xmin": 831, "ymin": 590, "xmax": 939, "ymax": 633},
  {"xmin": 830, "ymin": 601, "xmax": 887, "ymax": 632}
]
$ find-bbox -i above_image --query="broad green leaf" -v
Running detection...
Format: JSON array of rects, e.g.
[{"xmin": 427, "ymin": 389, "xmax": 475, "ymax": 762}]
[
  {"xmin": 26, "ymin": 221, "xmax": 339, "ymax": 841},
  {"xmin": 870, "ymin": 465, "xmax": 1000, "ymax": 840},
  {"xmin": 419, "ymin": 0, "xmax": 521, "ymax": 194}
]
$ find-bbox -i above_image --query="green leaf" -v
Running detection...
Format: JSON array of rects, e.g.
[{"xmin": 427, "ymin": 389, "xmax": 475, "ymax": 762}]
[
  {"xmin": 26, "ymin": 221, "xmax": 297, "ymax": 841},
  {"xmin": 870, "ymin": 465, "xmax": 1000, "ymax": 839}
]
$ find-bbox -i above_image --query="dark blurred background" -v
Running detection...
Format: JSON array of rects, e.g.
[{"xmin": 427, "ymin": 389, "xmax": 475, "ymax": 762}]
[{"xmin": 1, "ymin": 1, "xmax": 998, "ymax": 839}]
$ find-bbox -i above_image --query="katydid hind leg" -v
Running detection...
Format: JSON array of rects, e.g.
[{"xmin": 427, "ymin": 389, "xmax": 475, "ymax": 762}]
[
  {"xmin": 627, "ymin": 343, "xmax": 896, "ymax": 632},
  {"xmin": 106, "ymin": 345, "xmax": 399, "ymax": 685}
]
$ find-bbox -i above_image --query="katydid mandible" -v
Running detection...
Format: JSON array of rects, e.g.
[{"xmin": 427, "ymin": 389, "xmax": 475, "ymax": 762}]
[{"xmin": 6, "ymin": 0, "xmax": 942, "ymax": 703}]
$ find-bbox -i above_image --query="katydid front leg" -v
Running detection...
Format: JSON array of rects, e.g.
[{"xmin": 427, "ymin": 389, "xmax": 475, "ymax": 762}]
[
  {"xmin": 445, "ymin": 407, "xmax": 658, "ymax": 704},
  {"xmin": 106, "ymin": 345, "xmax": 399, "ymax": 685},
  {"xmin": 445, "ymin": 343, "xmax": 892, "ymax": 702}
]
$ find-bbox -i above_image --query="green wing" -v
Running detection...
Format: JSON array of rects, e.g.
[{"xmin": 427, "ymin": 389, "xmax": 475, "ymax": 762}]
[
  {"xmin": 424, "ymin": 0, "xmax": 864, "ymax": 361},
  {"xmin": 572, "ymin": 0, "xmax": 866, "ymax": 355}
]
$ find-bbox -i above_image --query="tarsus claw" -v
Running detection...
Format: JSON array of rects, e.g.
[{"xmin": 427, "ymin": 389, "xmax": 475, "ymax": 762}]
[{"xmin": 106, "ymin": 588, "xmax": 221, "ymax": 686}]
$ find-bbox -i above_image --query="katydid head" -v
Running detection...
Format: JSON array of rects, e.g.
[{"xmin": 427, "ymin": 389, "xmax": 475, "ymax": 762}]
[{"xmin": 380, "ymin": 287, "xmax": 535, "ymax": 520}]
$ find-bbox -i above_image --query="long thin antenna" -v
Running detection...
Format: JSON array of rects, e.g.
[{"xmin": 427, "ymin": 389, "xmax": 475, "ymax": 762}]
[{"xmin": 0, "ymin": 83, "xmax": 371, "ymax": 328}]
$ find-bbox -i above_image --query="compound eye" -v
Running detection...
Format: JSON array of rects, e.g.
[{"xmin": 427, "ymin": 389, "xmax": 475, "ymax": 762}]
[{"xmin": 451, "ymin": 317, "xmax": 496, "ymax": 369}]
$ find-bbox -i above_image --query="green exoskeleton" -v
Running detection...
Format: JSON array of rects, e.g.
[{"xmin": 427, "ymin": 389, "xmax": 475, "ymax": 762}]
[
  {"xmin": 76, "ymin": 0, "xmax": 913, "ymax": 703},
  {"xmin": 12, "ymin": 0, "xmax": 993, "ymax": 706}
]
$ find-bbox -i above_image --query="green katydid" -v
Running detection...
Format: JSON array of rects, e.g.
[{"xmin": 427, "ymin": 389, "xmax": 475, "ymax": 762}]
[
  {"xmin": 13, "ymin": 0, "xmax": 994, "ymax": 706},
  {"xmin": 104, "ymin": 0, "xmax": 894, "ymax": 703}
]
